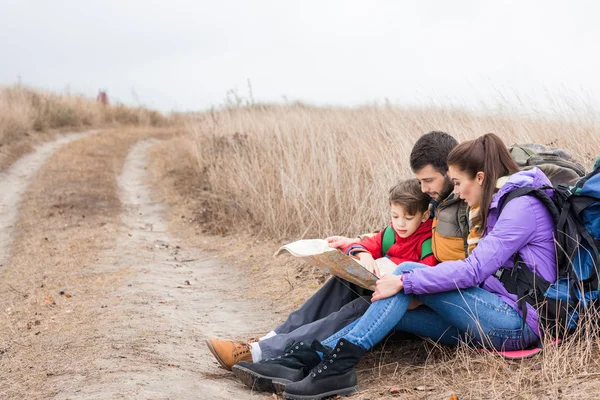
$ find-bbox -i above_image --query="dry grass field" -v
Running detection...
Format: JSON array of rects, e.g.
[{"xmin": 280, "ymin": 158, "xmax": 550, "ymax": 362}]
[
  {"xmin": 149, "ymin": 103, "xmax": 600, "ymax": 399},
  {"xmin": 0, "ymin": 85, "xmax": 167, "ymax": 171},
  {"xmin": 177, "ymin": 104, "xmax": 600, "ymax": 240},
  {"xmin": 3, "ymin": 86, "xmax": 600, "ymax": 399}
]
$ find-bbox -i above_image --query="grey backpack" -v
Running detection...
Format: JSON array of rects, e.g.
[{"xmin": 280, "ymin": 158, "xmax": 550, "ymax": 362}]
[{"xmin": 509, "ymin": 143, "xmax": 586, "ymax": 186}]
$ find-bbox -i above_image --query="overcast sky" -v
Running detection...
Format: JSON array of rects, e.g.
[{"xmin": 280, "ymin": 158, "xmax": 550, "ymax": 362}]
[{"xmin": 1, "ymin": 0, "xmax": 599, "ymax": 113}]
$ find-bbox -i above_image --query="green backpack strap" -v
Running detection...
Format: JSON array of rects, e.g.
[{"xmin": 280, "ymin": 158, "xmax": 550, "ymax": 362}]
[
  {"xmin": 420, "ymin": 237, "xmax": 433, "ymax": 260},
  {"xmin": 381, "ymin": 225, "xmax": 396, "ymax": 257}
]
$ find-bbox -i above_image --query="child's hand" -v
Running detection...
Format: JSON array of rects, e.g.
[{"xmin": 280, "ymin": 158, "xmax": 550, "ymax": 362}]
[
  {"xmin": 326, "ymin": 236, "xmax": 354, "ymax": 249},
  {"xmin": 357, "ymin": 252, "xmax": 380, "ymax": 277}
]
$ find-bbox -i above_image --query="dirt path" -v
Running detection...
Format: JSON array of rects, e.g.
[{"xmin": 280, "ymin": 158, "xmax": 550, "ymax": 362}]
[
  {"xmin": 0, "ymin": 131, "xmax": 277, "ymax": 399},
  {"xmin": 52, "ymin": 139, "xmax": 273, "ymax": 399},
  {"xmin": 0, "ymin": 132, "xmax": 92, "ymax": 266}
]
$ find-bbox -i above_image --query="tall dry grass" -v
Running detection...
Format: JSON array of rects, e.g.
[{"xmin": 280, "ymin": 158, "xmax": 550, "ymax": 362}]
[
  {"xmin": 0, "ymin": 85, "xmax": 166, "ymax": 144},
  {"xmin": 185, "ymin": 103, "xmax": 600, "ymax": 239}
]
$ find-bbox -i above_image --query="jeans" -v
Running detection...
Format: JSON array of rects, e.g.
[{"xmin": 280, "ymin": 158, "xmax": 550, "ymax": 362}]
[{"xmin": 321, "ymin": 262, "xmax": 539, "ymax": 352}]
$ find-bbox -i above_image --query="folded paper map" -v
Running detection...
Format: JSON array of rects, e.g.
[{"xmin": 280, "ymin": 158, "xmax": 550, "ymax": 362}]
[{"xmin": 274, "ymin": 239, "xmax": 398, "ymax": 291}]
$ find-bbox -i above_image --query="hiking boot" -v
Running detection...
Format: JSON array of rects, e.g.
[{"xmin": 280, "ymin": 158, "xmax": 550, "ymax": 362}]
[
  {"xmin": 283, "ymin": 338, "xmax": 366, "ymax": 400},
  {"xmin": 232, "ymin": 340, "xmax": 325, "ymax": 393},
  {"xmin": 206, "ymin": 338, "xmax": 252, "ymax": 371}
]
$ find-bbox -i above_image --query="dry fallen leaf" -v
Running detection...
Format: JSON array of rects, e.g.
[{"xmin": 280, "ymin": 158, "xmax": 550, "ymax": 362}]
[{"xmin": 65, "ymin": 293, "xmax": 72, "ymax": 298}]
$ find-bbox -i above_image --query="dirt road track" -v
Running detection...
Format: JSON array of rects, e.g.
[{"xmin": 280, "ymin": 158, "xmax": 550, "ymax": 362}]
[
  {"xmin": 0, "ymin": 132, "xmax": 93, "ymax": 266},
  {"xmin": 58, "ymin": 139, "xmax": 273, "ymax": 399},
  {"xmin": 0, "ymin": 132, "xmax": 275, "ymax": 399}
]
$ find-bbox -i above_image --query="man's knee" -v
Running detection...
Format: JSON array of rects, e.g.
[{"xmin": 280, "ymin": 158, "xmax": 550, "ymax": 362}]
[{"xmin": 392, "ymin": 261, "xmax": 427, "ymax": 275}]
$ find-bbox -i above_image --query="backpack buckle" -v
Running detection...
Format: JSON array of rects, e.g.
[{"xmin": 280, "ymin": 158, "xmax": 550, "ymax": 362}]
[{"xmin": 493, "ymin": 268, "xmax": 505, "ymax": 281}]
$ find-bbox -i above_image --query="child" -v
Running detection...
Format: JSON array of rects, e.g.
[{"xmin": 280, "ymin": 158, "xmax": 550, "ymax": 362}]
[{"xmin": 339, "ymin": 178, "xmax": 437, "ymax": 277}]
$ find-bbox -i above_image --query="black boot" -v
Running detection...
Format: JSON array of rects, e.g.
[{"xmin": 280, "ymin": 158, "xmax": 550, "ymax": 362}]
[
  {"xmin": 283, "ymin": 338, "xmax": 366, "ymax": 400},
  {"xmin": 232, "ymin": 340, "xmax": 325, "ymax": 393}
]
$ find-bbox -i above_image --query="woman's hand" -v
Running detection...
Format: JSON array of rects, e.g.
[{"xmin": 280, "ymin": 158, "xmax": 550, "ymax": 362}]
[
  {"xmin": 371, "ymin": 274, "xmax": 404, "ymax": 302},
  {"xmin": 326, "ymin": 235, "xmax": 355, "ymax": 249},
  {"xmin": 357, "ymin": 252, "xmax": 380, "ymax": 277}
]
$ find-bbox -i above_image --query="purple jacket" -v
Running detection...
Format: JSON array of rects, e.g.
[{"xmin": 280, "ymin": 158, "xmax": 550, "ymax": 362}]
[{"xmin": 402, "ymin": 168, "xmax": 556, "ymax": 337}]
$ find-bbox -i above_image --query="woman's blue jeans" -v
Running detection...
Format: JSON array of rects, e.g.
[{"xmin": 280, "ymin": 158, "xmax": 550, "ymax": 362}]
[{"xmin": 321, "ymin": 262, "xmax": 538, "ymax": 352}]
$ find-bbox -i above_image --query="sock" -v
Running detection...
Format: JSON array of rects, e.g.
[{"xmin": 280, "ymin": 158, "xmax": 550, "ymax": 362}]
[
  {"xmin": 250, "ymin": 342, "xmax": 263, "ymax": 363},
  {"xmin": 259, "ymin": 330, "xmax": 277, "ymax": 341}
]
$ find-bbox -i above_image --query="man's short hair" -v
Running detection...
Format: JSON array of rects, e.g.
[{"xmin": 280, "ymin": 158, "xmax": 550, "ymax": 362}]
[
  {"xmin": 389, "ymin": 179, "xmax": 430, "ymax": 215},
  {"xmin": 409, "ymin": 131, "xmax": 458, "ymax": 174}
]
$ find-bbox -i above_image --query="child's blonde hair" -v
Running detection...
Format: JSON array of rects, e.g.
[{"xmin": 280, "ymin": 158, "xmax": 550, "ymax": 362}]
[{"xmin": 389, "ymin": 179, "xmax": 430, "ymax": 216}]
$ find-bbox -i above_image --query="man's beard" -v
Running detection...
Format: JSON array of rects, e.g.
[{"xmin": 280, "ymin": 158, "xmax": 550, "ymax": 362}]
[{"xmin": 439, "ymin": 175, "xmax": 454, "ymax": 200}]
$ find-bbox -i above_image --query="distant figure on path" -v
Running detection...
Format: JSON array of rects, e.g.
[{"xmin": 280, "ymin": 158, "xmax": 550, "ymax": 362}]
[{"xmin": 96, "ymin": 90, "xmax": 109, "ymax": 106}]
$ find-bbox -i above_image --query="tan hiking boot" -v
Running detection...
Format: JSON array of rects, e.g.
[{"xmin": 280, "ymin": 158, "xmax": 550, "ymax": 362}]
[{"xmin": 206, "ymin": 338, "xmax": 252, "ymax": 371}]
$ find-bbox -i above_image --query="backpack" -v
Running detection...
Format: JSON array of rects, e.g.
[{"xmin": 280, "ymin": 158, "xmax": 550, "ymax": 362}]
[
  {"xmin": 495, "ymin": 159, "xmax": 600, "ymax": 337},
  {"xmin": 381, "ymin": 225, "xmax": 395, "ymax": 256},
  {"xmin": 509, "ymin": 143, "xmax": 587, "ymax": 186}
]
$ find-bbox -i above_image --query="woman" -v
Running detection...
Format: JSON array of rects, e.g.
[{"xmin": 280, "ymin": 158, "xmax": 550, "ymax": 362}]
[{"xmin": 234, "ymin": 133, "xmax": 557, "ymax": 400}]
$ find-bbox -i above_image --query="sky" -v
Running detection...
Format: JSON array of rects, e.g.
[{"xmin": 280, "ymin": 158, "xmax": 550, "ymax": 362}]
[{"xmin": 1, "ymin": 0, "xmax": 599, "ymax": 113}]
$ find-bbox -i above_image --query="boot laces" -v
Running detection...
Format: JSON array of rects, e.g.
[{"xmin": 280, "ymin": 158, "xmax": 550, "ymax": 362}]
[
  {"xmin": 233, "ymin": 341, "xmax": 250, "ymax": 357},
  {"xmin": 310, "ymin": 341, "xmax": 338, "ymax": 377},
  {"xmin": 267, "ymin": 341, "xmax": 306, "ymax": 361}
]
